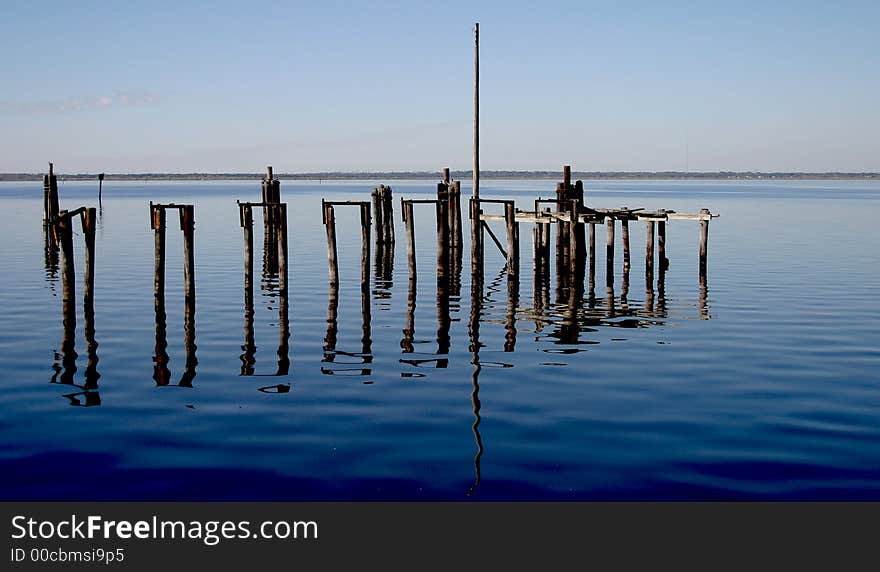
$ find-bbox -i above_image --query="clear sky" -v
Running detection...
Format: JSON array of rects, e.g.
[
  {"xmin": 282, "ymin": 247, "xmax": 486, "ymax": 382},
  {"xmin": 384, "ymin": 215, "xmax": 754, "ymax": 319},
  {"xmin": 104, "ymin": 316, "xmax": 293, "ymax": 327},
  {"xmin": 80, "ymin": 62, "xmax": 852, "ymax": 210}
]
[{"xmin": 1, "ymin": 0, "xmax": 878, "ymax": 173}]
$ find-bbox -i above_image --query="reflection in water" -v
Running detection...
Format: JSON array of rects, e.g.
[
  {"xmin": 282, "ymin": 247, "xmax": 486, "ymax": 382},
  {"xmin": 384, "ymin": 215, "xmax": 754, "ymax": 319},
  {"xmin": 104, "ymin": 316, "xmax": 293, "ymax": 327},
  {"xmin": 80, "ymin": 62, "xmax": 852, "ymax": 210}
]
[
  {"xmin": 399, "ymin": 272, "xmax": 453, "ymax": 369},
  {"xmin": 42, "ymin": 223, "xmax": 59, "ymax": 285},
  {"xmin": 150, "ymin": 204, "xmax": 197, "ymax": 388},
  {"xmin": 322, "ymin": 281, "xmax": 373, "ymax": 377},
  {"xmin": 50, "ymin": 211, "xmax": 101, "ymax": 406},
  {"xmin": 467, "ymin": 267, "xmax": 484, "ymax": 496},
  {"xmin": 152, "ymin": 291, "xmax": 198, "ymax": 387},
  {"xmin": 239, "ymin": 203, "xmax": 290, "ymax": 380}
]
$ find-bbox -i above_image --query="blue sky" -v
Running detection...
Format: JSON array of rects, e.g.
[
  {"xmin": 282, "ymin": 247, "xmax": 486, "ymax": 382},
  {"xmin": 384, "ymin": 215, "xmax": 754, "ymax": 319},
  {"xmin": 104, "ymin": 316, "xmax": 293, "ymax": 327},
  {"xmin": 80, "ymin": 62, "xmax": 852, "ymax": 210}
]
[{"xmin": 1, "ymin": 1, "xmax": 878, "ymax": 173}]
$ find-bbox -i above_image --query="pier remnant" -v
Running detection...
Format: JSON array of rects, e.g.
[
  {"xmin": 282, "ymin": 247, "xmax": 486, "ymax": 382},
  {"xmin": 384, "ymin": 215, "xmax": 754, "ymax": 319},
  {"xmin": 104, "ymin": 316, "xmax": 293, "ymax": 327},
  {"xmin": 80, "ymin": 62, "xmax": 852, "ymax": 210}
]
[
  {"xmin": 321, "ymin": 200, "xmax": 372, "ymax": 287},
  {"xmin": 150, "ymin": 202, "xmax": 198, "ymax": 386}
]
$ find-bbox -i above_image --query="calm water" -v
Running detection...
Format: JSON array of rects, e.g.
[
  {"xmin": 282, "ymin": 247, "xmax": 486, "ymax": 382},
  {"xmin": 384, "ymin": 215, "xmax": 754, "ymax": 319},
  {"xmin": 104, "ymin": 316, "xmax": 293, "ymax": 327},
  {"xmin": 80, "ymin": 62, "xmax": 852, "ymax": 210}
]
[{"xmin": 1, "ymin": 178, "xmax": 878, "ymax": 500}]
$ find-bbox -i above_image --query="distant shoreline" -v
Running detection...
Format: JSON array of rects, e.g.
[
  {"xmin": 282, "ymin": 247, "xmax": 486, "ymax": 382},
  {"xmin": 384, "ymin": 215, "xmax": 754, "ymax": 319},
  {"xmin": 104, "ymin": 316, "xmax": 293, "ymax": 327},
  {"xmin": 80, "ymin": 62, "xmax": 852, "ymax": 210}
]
[{"xmin": 1, "ymin": 171, "xmax": 878, "ymax": 182}]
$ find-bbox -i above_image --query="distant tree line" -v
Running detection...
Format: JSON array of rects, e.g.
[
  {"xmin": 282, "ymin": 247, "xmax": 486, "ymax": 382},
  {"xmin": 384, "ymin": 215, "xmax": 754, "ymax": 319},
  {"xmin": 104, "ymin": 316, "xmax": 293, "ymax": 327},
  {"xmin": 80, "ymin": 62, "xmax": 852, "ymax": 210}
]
[{"xmin": 2, "ymin": 171, "xmax": 878, "ymax": 182}]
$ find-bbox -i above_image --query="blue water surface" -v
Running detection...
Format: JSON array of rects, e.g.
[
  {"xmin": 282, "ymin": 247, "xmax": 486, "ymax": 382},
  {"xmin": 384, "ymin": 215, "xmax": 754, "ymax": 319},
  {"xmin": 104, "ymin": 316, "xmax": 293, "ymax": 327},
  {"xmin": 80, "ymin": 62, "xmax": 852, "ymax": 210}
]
[{"xmin": 0, "ymin": 178, "xmax": 878, "ymax": 500}]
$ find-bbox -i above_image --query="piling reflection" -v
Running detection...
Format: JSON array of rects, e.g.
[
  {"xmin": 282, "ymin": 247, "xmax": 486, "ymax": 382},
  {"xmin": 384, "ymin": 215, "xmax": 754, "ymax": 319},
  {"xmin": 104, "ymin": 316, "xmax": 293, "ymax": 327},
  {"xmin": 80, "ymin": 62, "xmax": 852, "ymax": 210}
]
[
  {"xmin": 322, "ymin": 281, "xmax": 373, "ymax": 377},
  {"xmin": 150, "ymin": 203, "xmax": 197, "ymax": 388},
  {"xmin": 399, "ymin": 272, "xmax": 450, "ymax": 368},
  {"xmin": 50, "ymin": 208, "xmax": 101, "ymax": 405},
  {"xmin": 239, "ymin": 202, "xmax": 290, "ymax": 379},
  {"xmin": 466, "ymin": 265, "xmax": 484, "ymax": 496}
]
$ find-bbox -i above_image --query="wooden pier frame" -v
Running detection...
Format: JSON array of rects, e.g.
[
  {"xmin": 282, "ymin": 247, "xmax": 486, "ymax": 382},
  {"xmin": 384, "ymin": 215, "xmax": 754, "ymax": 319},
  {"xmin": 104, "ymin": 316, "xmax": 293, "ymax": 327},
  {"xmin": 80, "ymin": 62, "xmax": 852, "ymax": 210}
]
[
  {"xmin": 470, "ymin": 198, "xmax": 520, "ymax": 276},
  {"xmin": 321, "ymin": 200, "xmax": 372, "ymax": 288},
  {"xmin": 149, "ymin": 202, "xmax": 198, "ymax": 386},
  {"xmin": 237, "ymin": 201, "xmax": 290, "ymax": 376},
  {"xmin": 399, "ymin": 197, "xmax": 451, "ymax": 284}
]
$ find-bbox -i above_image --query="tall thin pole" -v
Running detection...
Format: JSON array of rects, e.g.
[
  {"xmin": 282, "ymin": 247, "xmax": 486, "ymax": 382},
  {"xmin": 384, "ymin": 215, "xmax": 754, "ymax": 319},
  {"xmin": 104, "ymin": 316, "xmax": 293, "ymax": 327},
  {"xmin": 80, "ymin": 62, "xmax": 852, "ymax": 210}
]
[{"xmin": 473, "ymin": 22, "xmax": 480, "ymax": 199}]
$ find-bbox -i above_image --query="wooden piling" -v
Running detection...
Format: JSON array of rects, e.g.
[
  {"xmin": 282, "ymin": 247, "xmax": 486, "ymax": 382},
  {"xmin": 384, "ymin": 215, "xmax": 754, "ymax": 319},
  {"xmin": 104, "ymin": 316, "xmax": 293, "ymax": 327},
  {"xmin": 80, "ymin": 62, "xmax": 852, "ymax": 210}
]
[
  {"xmin": 404, "ymin": 200, "xmax": 416, "ymax": 281},
  {"xmin": 606, "ymin": 216, "xmax": 615, "ymax": 287},
  {"xmin": 151, "ymin": 204, "xmax": 166, "ymax": 303},
  {"xmin": 58, "ymin": 212, "xmax": 75, "ymax": 314},
  {"xmin": 470, "ymin": 199, "xmax": 484, "ymax": 276},
  {"xmin": 360, "ymin": 202, "xmax": 371, "ymax": 288},
  {"xmin": 98, "ymin": 173, "xmax": 104, "ymax": 202},
  {"xmin": 621, "ymin": 217, "xmax": 630, "ymax": 272},
  {"xmin": 82, "ymin": 208, "xmax": 96, "ymax": 306},
  {"xmin": 699, "ymin": 208, "xmax": 709, "ymax": 279},
  {"xmin": 49, "ymin": 163, "xmax": 59, "ymax": 222},
  {"xmin": 436, "ymin": 193, "xmax": 450, "ymax": 282},
  {"xmin": 383, "ymin": 186, "xmax": 395, "ymax": 245},
  {"xmin": 43, "ymin": 174, "xmax": 50, "ymax": 224},
  {"xmin": 504, "ymin": 201, "xmax": 518, "ymax": 275},
  {"xmin": 181, "ymin": 205, "xmax": 196, "ymax": 308},
  {"xmin": 323, "ymin": 202, "xmax": 339, "ymax": 286},
  {"xmin": 645, "ymin": 220, "xmax": 655, "ymax": 289},
  {"xmin": 568, "ymin": 204, "xmax": 578, "ymax": 275},
  {"xmin": 563, "ymin": 165, "xmax": 571, "ymax": 189},
  {"xmin": 473, "ymin": 23, "xmax": 480, "ymax": 199},
  {"xmin": 658, "ymin": 210, "xmax": 667, "ymax": 272},
  {"xmin": 451, "ymin": 180, "xmax": 463, "ymax": 254},
  {"xmin": 241, "ymin": 204, "xmax": 254, "ymax": 301},
  {"xmin": 443, "ymin": 167, "xmax": 451, "ymax": 184},
  {"xmin": 555, "ymin": 183, "xmax": 567, "ymax": 270},
  {"xmin": 574, "ymin": 180, "xmax": 586, "ymax": 260},
  {"xmin": 372, "ymin": 187, "xmax": 383, "ymax": 246},
  {"xmin": 588, "ymin": 221, "xmax": 596, "ymax": 276}
]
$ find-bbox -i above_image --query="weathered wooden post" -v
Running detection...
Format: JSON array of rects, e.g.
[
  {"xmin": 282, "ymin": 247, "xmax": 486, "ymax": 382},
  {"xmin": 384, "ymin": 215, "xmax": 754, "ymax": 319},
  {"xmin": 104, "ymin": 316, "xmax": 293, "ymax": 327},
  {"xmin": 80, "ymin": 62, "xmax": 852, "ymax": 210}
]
[
  {"xmin": 451, "ymin": 180, "xmax": 463, "ymax": 255},
  {"xmin": 473, "ymin": 23, "xmax": 480, "ymax": 199},
  {"xmin": 658, "ymin": 209, "xmax": 668, "ymax": 272},
  {"xmin": 82, "ymin": 208, "xmax": 96, "ymax": 307},
  {"xmin": 606, "ymin": 216, "xmax": 615, "ymax": 287},
  {"xmin": 261, "ymin": 166, "xmax": 280, "ymax": 273},
  {"xmin": 541, "ymin": 208, "xmax": 552, "ymax": 273},
  {"xmin": 574, "ymin": 180, "xmax": 586, "ymax": 260},
  {"xmin": 151, "ymin": 203, "xmax": 166, "ymax": 305},
  {"xmin": 588, "ymin": 221, "xmax": 596, "ymax": 289},
  {"xmin": 47, "ymin": 163, "xmax": 60, "ymax": 224},
  {"xmin": 555, "ymin": 183, "xmax": 568, "ymax": 271},
  {"xmin": 436, "ymin": 192, "xmax": 450, "ymax": 282},
  {"xmin": 645, "ymin": 220, "xmax": 655, "ymax": 289},
  {"xmin": 621, "ymin": 216, "xmax": 630, "ymax": 272},
  {"xmin": 403, "ymin": 200, "xmax": 416, "ymax": 281},
  {"xmin": 699, "ymin": 208, "xmax": 710, "ymax": 280},
  {"xmin": 323, "ymin": 201, "xmax": 339, "ymax": 286},
  {"xmin": 57, "ymin": 211, "xmax": 76, "ymax": 320},
  {"xmin": 568, "ymin": 202, "xmax": 578, "ymax": 275},
  {"xmin": 98, "ymin": 173, "xmax": 105, "ymax": 201},
  {"xmin": 181, "ymin": 205, "xmax": 196, "ymax": 309},
  {"xmin": 504, "ymin": 201, "xmax": 519, "ymax": 275},
  {"xmin": 240, "ymin": 203, "xmax": 254, "ymax": 302},
  {"xmin": 371, "ymin": 186, "xmax": 383, "ymax": 246},
  {"xmin": 401, "ymin": 277, "xmax": 416, "ymax": 353},
  {"xmin": 360, "ymin": 202, "xmax": 371, "ymax": 288},
  {"xmin": 383, "ymin": 186, "xmax": 395, "ymax": 245},
  {"xmin": 240, "ymin": 204, "xmax": 256, "ymax": 376},
  {"xmin": 470, "ymin": 198, "xmax": 484, "ymax": 277}
]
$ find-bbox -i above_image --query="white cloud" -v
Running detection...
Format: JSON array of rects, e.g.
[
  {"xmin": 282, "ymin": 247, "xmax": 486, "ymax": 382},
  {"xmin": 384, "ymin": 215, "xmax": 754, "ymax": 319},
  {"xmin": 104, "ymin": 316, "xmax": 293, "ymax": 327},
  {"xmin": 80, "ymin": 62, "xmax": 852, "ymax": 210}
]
[{"xmin": 0, "ymin": 91, "xmax": 161, "ymax": 114}]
